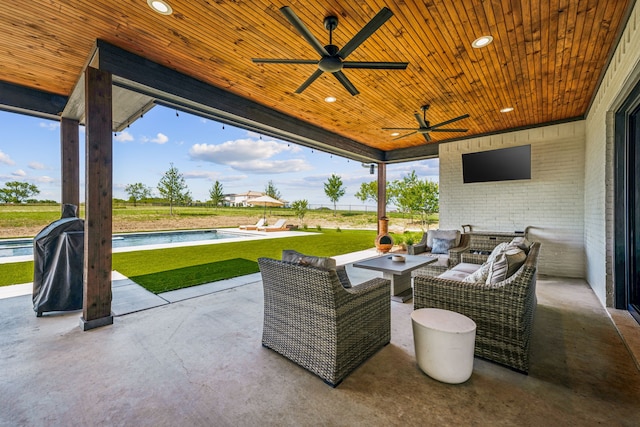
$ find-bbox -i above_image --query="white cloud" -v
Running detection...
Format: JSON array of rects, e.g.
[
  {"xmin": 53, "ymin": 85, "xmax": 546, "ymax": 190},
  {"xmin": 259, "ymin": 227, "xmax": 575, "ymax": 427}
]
[
  {"xmin": 151, "ymin": 133, "xmax": 169, "ymax": 144},
  {"xmin": 12, "ymin": 169, "xmax": 26, "ymax": 177},
  {"xmin": 39, "ymin": 122, "xmax": 60, "ymax": 131},
  {"xmin": 28, "ymin": 161, "xmax": 46, "ymax": 170},
  {"xmin": 114, "ymin": 131, "xmax": 134, "ymax": 143},
  {"xmin": 35, "ymin": 176, "xmax": 55, "ymax": 184},
  {"xmin": 188, "ymin": 138, "xmax": 303, "ymax": 172},
  {"xmin": 183, "ymin": 170, "xmax": 221, "ymax": 180},
  {"xmin": 0, "ymin": 150, "xmax": 15, "ymax": 165},
  {"xmin": 229, "ymin": 159, "xmax": 312, "ymax": 174}
]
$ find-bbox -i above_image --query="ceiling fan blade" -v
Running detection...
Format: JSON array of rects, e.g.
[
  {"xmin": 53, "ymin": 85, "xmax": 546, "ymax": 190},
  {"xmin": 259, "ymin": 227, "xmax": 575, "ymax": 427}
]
[
  {"xmin": 429, "ymin": 128, "xmax": 468, "ymax": 132},
  {"xmin": 252, "ymin": 58, "xmax": 319, "ymax": 64},
  {"xmin": 337, "ymin": 7, "xmax": 394, "ymax": 59},
  {"xmin": 414, "ymin": 112, "xmax": 428, "ymax": 128},
  {"xmin": 393, "ymin": 131, "xmax": 417, "ymax": 140},
  {"xmin": 342, "ymin": 61, "xmax": 409, "ymax": 69},
  {"xmin": 382, "ymin": 127, "xmax": 419, "ymax": 130},
  {"xmin": 295, "ymin": 69, "xmax": 324, "ymax": 94},
  {"xmin": 423, "ymin": 133, "xmax": 432, "ymax": 143},
  {"xmin": 429, "ymin": 114, "xmax": 470, "ymax": 129},
  {"xmin": 280, "ymin": 6, "xmax": 329, "ymax": 57},
  {"xmin": 333, "ymin": 71, "xmax": 359, "ymax": 96}
]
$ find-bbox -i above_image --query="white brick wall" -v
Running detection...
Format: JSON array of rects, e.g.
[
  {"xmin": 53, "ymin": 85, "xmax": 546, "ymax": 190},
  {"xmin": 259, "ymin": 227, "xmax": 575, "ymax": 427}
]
[
  {"xmin": 439, "ymin": 122, "xmax": 585, "ymax": 277},
  {"xmin": 584, "ymin": 2, "xmax": 640, "ymax": 306}
]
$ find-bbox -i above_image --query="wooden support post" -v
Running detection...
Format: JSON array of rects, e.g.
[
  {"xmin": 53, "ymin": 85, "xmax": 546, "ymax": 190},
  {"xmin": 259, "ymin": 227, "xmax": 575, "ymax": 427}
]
[
  {"xmin": 60, "ymin": 118, "xmax": 80, "ymax": 209},
  {"xmin": 377, "ymin": 163, "xmax": 387, "ymax": 234},
  {"xmin": 80, "ymin": 66, "xmax": 113, "ymax": 331}
]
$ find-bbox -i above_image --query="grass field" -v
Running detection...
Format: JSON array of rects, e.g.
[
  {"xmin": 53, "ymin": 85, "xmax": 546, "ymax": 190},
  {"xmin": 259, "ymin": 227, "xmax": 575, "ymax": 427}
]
[
  {"xmin": 0, "ymin": 204, "xmax": 437, "ymax": 293},
  {"xmin": 0, "ymin": 229, "xmax": 379, "ymax": 293}
]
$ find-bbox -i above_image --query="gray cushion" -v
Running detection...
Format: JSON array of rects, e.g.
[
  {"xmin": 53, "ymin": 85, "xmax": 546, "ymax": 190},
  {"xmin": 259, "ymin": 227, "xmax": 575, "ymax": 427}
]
[
  {"xmin": 439, "ymin": 269, "xmax": 472, "ymax": 281},
  {"xmin": 426, "ymin": 229, "xmax": 461, "ymax": 249},
  {"xmin": 505, "ymin": 248, "xmax": 527, "ymax": 277},
  {"xmin": 452, "ymin": 262, "xmax": 483, "ymax": 274},
  {"xmin": 431, "ymin": 237, "xmax": 455, "ymax": 254},
  {"xmin": 281, "ymin": 249, "xmax": 336, "ymax": 270}
]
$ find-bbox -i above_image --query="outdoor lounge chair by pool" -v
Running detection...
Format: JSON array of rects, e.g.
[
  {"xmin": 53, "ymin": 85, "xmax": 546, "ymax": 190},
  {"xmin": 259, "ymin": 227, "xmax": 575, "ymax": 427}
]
[
  {"xmin": 239, "ymin": 218, "xmax": 265, "ymax": 230},
  {"xmin": 258, "ymin": 219, "xmax": 287, "ymax": 232}
]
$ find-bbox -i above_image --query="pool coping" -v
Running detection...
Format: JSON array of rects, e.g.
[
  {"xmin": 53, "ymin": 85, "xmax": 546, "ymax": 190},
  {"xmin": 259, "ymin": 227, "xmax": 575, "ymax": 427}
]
[{"xmin": 0, "ymin": 228, "xmax": 319, "ymax": 264}]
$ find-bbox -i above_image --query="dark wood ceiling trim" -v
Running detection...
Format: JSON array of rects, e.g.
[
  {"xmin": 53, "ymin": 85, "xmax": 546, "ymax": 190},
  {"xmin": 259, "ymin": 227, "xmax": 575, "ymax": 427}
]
[
  {"xmin": 0, "ymin": 81, "xmax": 67, "ymax": 120},
  {"xmin": 94, "ymin": 40, "xmax": 384, "ymax": 163},
  {"xmin": 385, "ymin": 116, "xmax": 585, "ymax": 163},
  {"xmin": 384, "ymin": 143, "xmax": 439, "ymax": 163}
]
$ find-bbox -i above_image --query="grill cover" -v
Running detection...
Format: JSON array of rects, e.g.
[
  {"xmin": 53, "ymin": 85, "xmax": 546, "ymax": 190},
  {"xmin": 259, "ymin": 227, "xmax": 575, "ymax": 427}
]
[{"xmin": 32, "ymin": 204, "xmax": 84, "ymax": 316}]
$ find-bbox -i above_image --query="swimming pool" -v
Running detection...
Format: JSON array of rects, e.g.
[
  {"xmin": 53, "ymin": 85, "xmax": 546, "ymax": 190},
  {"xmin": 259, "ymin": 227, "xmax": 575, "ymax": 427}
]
[{"xmin": 0, "ymin": 229, "xmax": 254, "ymax": 259}]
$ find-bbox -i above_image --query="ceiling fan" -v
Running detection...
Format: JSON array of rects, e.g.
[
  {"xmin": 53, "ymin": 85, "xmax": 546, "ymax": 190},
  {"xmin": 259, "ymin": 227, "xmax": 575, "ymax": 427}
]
[
  {"xmin": 382, "ymin": 105, "xmax": 470, "ymax": 142},
  {"xmin": 252, "ymin": 6, "xmax": 408, "ymax": 96}
]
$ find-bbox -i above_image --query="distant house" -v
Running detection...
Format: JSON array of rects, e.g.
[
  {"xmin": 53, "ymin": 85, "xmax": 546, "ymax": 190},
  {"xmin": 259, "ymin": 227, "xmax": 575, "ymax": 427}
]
[{"xmin": 225, "ymin": 190, "xmax": 265, "ymax": 207}]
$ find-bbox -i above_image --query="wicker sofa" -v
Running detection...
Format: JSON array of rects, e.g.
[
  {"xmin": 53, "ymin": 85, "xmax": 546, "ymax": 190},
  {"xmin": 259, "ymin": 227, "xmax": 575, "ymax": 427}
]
[
  {"xmin": 258, "ymin": 257, "xmax": 391, "ymax": 387},
  {"xmin": 413, "ymin": 242, "xmax": 541, "ymax": 373}
]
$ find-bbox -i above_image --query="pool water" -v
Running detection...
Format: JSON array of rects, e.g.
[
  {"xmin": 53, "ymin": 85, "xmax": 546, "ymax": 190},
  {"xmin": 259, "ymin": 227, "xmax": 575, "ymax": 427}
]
[{"xmin": 0, "ymin": 229, "xmax": 250, "ymax": 258}]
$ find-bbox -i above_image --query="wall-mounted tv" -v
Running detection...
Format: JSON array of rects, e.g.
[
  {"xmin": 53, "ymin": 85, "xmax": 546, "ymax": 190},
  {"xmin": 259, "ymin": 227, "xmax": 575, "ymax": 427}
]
[{"xmin": 462, "ymin": 145, "xmax": 531, "ymax": 183}]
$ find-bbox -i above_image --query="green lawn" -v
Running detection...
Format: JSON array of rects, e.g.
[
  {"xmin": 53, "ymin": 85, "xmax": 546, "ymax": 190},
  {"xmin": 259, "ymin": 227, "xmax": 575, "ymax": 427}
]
[{"xmin": 0, "ymin": 229, "xmax": 378, "ymax": 293}]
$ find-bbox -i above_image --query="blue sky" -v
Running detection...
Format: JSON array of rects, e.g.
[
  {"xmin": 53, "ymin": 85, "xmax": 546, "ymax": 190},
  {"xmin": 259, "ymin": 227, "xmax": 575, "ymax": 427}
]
[{"xmin": 0, "ymin": 106, "xmax": 438, "ymax": 207}]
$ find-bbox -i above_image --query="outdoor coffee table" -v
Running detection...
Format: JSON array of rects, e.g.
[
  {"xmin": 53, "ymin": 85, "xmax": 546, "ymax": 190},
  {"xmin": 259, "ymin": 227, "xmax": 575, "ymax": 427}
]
[{"xmin": 353, "ymin": 255, "xmax": 437, "ymax": 302}]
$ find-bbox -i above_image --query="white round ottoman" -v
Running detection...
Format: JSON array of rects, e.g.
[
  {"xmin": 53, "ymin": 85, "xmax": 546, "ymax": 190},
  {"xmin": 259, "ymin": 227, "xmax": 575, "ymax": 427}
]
[{"xmin": 411, "ymin": 308, "xmax": 477, "ymax": 384}]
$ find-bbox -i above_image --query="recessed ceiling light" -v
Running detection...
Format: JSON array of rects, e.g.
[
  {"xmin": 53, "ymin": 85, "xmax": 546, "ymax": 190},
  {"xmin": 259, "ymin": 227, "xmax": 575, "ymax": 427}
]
[
  {"xmin": 500, "ymin": 107, "xmax": 514, "ymax": 113},
  {"xmin": 472, "ymin": 35, "xmax": 493, "ymax": 48},
  {"xmin": 147, "ymin": 0, "xmax": 172, "ymax": 15},
  {"xmin": 391, "ymin": 132, "xmax": 400, "ymax": 137},
  {"xmin": 324, "ymin": 96, "xmax": 337, "ymax": 103}
]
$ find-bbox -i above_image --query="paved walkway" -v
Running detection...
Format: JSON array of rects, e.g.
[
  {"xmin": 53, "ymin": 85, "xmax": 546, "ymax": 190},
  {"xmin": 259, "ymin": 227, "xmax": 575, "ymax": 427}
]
[{"xmin": 0, "ymin": 248, "xmax": 382, "ymax": 316}]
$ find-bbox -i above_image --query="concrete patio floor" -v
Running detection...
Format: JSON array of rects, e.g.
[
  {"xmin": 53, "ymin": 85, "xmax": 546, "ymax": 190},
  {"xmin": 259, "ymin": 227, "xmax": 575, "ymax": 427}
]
[{"xmin": 1, "ymin": 253, "xmax": 639, "ymax": 426}]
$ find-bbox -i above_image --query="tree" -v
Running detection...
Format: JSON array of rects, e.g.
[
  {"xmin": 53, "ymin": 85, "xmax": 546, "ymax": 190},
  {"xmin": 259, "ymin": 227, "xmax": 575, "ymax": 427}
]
[
  {"xmin": 388, "ymin": 171, "xmax": 439, "ymax": 227},
  {"xmin": 124, "ymin": 182, "xmax": 151, "ymax": 207},
  {"xmin": 324, "ymin": 173, "xmax": 345, "ymax": 216},
  {"xmin": 209, "ymin": 180, "xmax": 225, "ymax": 208},
  {"xmin": 264, "ymin": 180, "xmax": 282, "ymax": 200},
  {"xmin": 157, "ymin": 163, "xmax": 191, "ymax": 215},
  {"xmin": 419, "ymin": 180, "xmax": 439, "ymax": 229},
  {"xmin": 355, "ymin": 181, "xmax": 378, "ymax": 204},
  {"xmin": 291, "ymin": 199, "xmax": 309, "ymax": 224},
  {"xmin": 0, "ymin": 181, "xmax": 39, "ymax": 203}
]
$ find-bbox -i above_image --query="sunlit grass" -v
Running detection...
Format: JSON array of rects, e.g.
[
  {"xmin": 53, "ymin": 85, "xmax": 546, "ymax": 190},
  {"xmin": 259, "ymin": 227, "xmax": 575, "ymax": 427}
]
[{"xmin": 0, "ymin": 229, "xmax": 377, "ymax": 293}]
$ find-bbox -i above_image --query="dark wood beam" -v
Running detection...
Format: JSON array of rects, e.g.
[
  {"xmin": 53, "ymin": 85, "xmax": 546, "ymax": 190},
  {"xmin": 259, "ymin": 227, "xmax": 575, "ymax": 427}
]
[
  {"xmin": 94, "ymin": 40, "xmax": 384, "ymax": 163},
  {"xmin": 377, "ymin": 162, "xmax": 387, "ymax": 231},
  {"xmin": 81, "ymin": 66, "xmax": 113, "ymax": 331},
  {"xmin": 60, "ymin": 118, "xmax": 80, "ymax": 209},
  {"xmin": 0, "ymin": 81, "xmax": 67, "ymax": 120},
  {"xmin": 385, "ymin": 143, "xmax": 440, "ymax": 163}
]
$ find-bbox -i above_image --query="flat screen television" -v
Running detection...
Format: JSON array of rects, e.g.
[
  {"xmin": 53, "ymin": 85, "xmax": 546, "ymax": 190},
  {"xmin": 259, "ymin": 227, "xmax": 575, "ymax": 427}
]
[{"xmin": 462, "ymin": 145, "xmax": 531, "ymax": 183}]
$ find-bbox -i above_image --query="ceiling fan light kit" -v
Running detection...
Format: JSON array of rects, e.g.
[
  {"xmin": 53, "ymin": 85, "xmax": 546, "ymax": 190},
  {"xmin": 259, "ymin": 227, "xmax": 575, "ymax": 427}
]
[{"xmin": 252, "ymin": 6, "xmax": 409, "ymax": 96}]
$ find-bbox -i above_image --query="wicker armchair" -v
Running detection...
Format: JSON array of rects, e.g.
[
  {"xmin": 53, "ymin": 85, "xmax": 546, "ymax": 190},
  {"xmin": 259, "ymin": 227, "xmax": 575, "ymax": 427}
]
[
  {"xmin": 413, "ymin": 242, "xmax": 541, "ymax": 373},
  {"xmin": 258, "ymin": 258, "xmax": 391, "ymax": 387}
]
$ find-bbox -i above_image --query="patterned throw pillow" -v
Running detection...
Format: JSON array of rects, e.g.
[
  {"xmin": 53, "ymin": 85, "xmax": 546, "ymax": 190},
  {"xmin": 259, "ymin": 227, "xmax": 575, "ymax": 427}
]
[
  {"xmin": 486, "ymin": 253, "xmax": 509, "ymax": 284},
  {"xmin": 431, "ymin": 237, "xmax": 456, "ymax": 254},
  {"xmin": 462, "ymin": 262, "xmax": 490, "ymax": 283},
  {"xmin": 426, "ymin": 229, "xmax": 461, "ymax": 249}
]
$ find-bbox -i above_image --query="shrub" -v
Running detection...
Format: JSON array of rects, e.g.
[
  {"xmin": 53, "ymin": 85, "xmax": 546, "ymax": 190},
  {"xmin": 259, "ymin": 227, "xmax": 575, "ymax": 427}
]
[{"xmin": 316, "ymin": 225, "xmax": 322, "ymax": 231}]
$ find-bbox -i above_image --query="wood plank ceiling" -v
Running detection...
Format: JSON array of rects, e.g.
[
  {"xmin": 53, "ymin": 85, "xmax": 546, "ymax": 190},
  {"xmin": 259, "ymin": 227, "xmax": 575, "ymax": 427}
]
[{"xmin": 0, "ymin": 0, "xmax": 632, "ymax": 155}]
